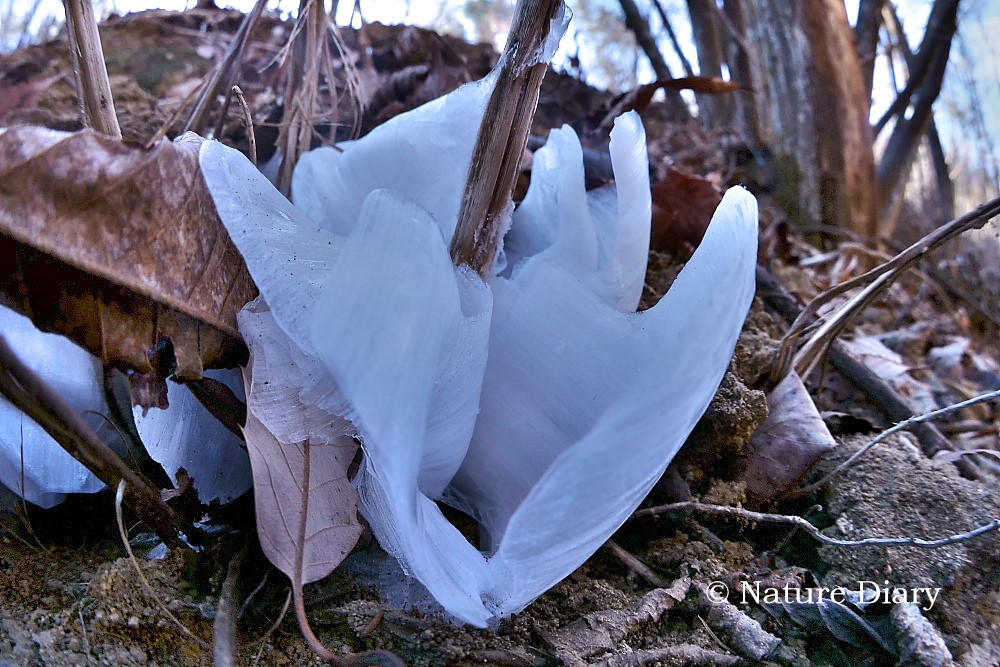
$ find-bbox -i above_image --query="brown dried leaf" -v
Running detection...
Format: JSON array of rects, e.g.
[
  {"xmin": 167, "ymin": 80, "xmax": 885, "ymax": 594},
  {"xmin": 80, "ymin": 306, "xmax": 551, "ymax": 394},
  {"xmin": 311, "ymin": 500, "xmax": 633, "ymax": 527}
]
[
  {"xmin": 0, "ymin": 74, "xmax": 62, "ymax": 119},
  {"xmin": 241, "ymin": 363, "xmax": 362, "ymax": 586},
  {"xmin": 744, "ymin": 372, "xmax": 837, "ymax": 501},
  {"xmin": 0, "ymin": 126, "xmax": 256, "ymax": 381},
  {"xmin": 548, "ymin": 576, "xmax": 691, "ymax": 665},
  {"xmin": 650, "ymin": 166, "xmax": 722, "ymax": 255}
]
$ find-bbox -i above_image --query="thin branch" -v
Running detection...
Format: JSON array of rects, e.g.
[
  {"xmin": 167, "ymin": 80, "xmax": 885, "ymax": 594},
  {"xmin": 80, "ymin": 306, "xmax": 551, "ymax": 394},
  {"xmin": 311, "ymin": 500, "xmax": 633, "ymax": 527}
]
[
  {"xmin": 606, "ymin": 540, "xmax": 669, "ymax": 588},
  {"xmin": 450, "ymin": 0, "xmax": 564, "ymax": 274},
  {"xmin": 873, "ymin": 0, "xmax": 958, "ymax": 136},
  {"xmin": 876, "ymin": 0, "xmax": 959, "ymax": 204},
  {"xmin": 772, "ymin": 195, "xmax": 1000, "ymax": 383},
  {"xmin": 63, "ymin": 0, "xmax": 121, "ymax": 138},
  {"xmin": 115, "ymin": 481, "xmax": 210, "ymax": 649},
  {"xmin": 617, "ymin": 0, "xmax": 689, "ymax": 117},
  {"xmin": 633, "ymin": 500, "xmax": 1000, "ymax": 550},
  {"xmin": 214, "ymin": 544, "xmax": 247, "ymax": 667},
  {"xmin": 183, "ymin": 0, "xmax": 268, "ymax": 135},
  {"xmin": 0, "ymin": 335, "xmax": 197, "ymax": 549},
  {"xmin": 791, "ymin": 389, "xmax": 1000, "ymax": 497},
  {"xmin": 651, "ymin": 0, "xmax": 695, "ymax": 78}
]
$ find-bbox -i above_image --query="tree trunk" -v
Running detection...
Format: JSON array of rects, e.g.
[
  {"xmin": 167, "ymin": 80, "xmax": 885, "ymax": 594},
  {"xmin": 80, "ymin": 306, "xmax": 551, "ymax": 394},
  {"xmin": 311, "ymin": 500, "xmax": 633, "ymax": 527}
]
[
  {"xmin": 740, "ymin": 0, "xmax": 878, "ymax": 240},
  {"xmin": 686, "ymin": 0, "xmax": 732, "ymax": 126}
]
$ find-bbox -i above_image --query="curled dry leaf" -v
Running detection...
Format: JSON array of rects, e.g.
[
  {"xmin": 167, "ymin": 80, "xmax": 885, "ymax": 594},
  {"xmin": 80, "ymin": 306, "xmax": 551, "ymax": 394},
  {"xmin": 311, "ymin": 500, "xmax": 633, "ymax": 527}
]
[
  {"xmin": 650, "ymin": 166, "xmax": 722, "ymax": 255},
  {"xmin": 743, "ymin": 372, "xmax": 837, "ymax": 501},
  {"xmin": 0, "ymin": 126, "xmax": 256, "ymax": 386}
]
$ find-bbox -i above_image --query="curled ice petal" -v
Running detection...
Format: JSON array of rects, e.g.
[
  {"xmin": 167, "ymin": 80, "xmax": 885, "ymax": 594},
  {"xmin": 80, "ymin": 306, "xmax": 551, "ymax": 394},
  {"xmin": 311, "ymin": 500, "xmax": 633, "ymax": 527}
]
[
  {"xmin": 201, "ymin": 66, "xmax": 758, "ymax": 628},
  {"xmin": 292, "ymin": 77, "xmax": 493, "ymax": 240},
  {"xmin": 0, "ymin": 305, "xmax": 111, "ymax": 508},
  {"xmin": 505, "ymin": 114, "xmax": 650, "ymax": 311},
  {"xmin": 133, "ymin": 369, "xmax": 252, "ymax": 504},
  {"xmin": 484, "ymin": 187, "xmax": 758, "ymax": 615}
]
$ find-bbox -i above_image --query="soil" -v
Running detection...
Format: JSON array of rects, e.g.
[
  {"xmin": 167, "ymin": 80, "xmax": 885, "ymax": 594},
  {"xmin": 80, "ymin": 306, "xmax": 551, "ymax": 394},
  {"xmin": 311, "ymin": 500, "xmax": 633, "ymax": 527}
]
[{"xmin": 2, "ymin": 7, "xmax": 1000, "ymax": 667}]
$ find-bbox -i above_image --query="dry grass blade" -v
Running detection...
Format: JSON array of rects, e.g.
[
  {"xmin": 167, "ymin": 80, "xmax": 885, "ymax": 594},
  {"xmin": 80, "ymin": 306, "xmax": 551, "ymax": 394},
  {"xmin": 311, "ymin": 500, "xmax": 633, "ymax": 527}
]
[
  {"xmin": 771, "ymin": 195, "xmax": 1000, "ymax": 384},
  {"xmin": 0, "ymin": 335, "xmax": 198, "ymax": 548},
  {"xmin": 62, "ymin": 0, "xmax": 121, "ymax": 138},
  {"xmin": 276, "ymin": 0, "xmax": 334, "ymax": 196},
  {"xmin": 450, "ymin": 0, "xmax": 565, "ymax": 274},
  {"xmin": 114, "ymin": 481, "xmax": 210, "ymax": 649},
  {"xmin": 183, "ymin": 0, "xmax": 269, "ymax": 136}
]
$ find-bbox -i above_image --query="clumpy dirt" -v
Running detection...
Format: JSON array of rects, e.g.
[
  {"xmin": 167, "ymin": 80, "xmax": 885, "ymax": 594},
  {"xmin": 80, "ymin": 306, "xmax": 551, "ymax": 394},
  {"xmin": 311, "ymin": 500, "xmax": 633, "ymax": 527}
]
[
  {"xmin": 814, "ymin": 434, "xmax": 1000, "ymax": 665},
  {"xmin": 6, "ymin": 286, "xmax": 996, "ymax": 666}
]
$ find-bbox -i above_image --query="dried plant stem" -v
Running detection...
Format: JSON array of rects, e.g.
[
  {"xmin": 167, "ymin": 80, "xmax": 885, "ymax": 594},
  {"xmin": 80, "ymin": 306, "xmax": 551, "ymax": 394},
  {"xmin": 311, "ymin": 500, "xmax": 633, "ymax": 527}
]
[
  {"xmin": 213, "ymin": 544, "xmax": 246, "ymax": 667},
  {"xmin": 184, "ymin": 0, "xmax": 268, "ymax": 135},
  {"xmin": 63, "ymin": 0, "xmax": 120, "ymax": 138},
  {"xmin": 277, "ymin": 0, "xmax": 333, "ymax": 196},
  {"xmin": 633, "ymin": 500, "xmax": 1000, "ymax": 549},
  {"xmin": 790, "ymin": 388, "xmax": 1000, "ymax": 498},
  {"xmin": 233, "ymin": 86, "xmax": 258, "ymax": 165},
  {"xmin": 251, "ymin": 588, "xmax": 290, "ymax": 666},
  {"xmin": 0, "ymin": 335, "xmax": 196, "ymax": 549},
  {"xmin": 115, "ymin": 481, "xmax": 210, "ymax": 649},
  {"xmin": 606, "ymin": 540, "xmax": 669, "ymax": 588},
  {"xmin": 450, "ymin": 0, "xmax": 564, "ymax": 274},
  {"xmin": 772, "ymin": 195, "xmax": 1000, "ymax": 383}
]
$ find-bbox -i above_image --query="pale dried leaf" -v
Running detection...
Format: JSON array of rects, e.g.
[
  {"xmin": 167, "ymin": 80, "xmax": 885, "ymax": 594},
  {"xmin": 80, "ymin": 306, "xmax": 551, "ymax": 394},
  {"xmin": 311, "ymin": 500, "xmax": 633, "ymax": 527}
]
[
  {"xmin": 744, "ymin": 372, "xmax": 837, "ymax": 500},
  {"xmin": 241, "ymin": 363, "xmax": 362, "ymax": 585},
  {"xmin": 0, "ymin": 126, "xmax": 256, "ymax": 381}
]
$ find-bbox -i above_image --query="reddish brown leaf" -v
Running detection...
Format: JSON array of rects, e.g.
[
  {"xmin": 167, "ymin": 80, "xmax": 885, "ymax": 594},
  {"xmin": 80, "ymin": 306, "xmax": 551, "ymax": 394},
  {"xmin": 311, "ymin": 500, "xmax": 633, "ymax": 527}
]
[
  {"xmin": 744, "ymin": 372, "xmax": 837, "ymax": 501},
  {"xmin": 0, "ymin": 74, "xmax": 62, "ymax": 119},
  {"xmin": 0, "ymin": 126, "xmax": 256, "ymax": 382},
  {"xmin": 650, "ymin": 166, "xmax": 722, "ymax": 255},
  {"xmin": 599, "ymin": 76, "xmax": 745, "ymax": 125},
  {"xmin": 658, "ymin": 76, "xmax": 744, "ymax": 94}
]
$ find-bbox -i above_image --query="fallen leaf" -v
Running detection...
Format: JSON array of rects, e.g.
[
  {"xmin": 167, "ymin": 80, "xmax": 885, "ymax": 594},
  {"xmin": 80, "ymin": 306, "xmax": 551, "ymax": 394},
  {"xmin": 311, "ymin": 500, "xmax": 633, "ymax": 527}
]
[
  {"xmin": 744, "ymin": 372, "xmax": 837, "ymax": 500},
  {"xmin": 0, "ymin": 74, "xmax": 63, "ymax": 119},
  {"xmin": 549, "ymin": 576, "xmax": 691, "ymax": 664},
  {"xmin": 598, "ymin": 76, "xmax": 744, "ymax": 126},
  {"xmin": 650, "ymin": 166, "xmax": 722, "ymax": 254},
  {"xmin": 659, "ymin": 76, "xmax": 745, "ymax": 94},
  {"xmin": 840, "ymin": 336, "xmax": 938, "ymax": 414},
  {"xmin": 240, "ymin": 355, "xmax": 362, "ymax": 586},
  {"xmin": 0, "ymin": 126, "xmax": 256, "ymax": 385}
]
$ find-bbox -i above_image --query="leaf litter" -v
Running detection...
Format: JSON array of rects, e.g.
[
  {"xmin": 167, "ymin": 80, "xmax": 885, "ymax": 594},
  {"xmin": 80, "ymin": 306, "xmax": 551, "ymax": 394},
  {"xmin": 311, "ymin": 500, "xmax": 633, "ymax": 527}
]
[{"xmin": 1, "ymin": 6, "xmax": 1000, "ymax": 667}]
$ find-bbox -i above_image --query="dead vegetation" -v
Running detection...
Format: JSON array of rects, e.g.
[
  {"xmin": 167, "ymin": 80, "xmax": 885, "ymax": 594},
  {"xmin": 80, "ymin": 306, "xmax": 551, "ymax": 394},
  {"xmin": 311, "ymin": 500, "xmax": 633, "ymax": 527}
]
[{"xmin": 0, "ymin": 1, "xmax": 999, "ymax": 666}]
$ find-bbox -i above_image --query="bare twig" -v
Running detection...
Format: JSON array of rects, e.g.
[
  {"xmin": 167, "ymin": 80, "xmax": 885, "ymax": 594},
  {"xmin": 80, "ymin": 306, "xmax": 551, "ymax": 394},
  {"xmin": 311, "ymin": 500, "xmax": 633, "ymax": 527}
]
[
  {"xmin": 184, "ymin": 0, "xmax": 269, "ymax": 135},
  {"xmin": 233, "ymin": 86, "xmax": 257, "ymax": 165},
  {"xmin": 598, "ymin": 644, "xmax": 744, "ymax": 667},
  {"xmin": 694, "ymin": 582, "xmax": 780, "ymax": 661},
  {"xmin": 650, "ymin": 0, "xmax": 694, "ymax": 77},
  {"xmin": 115, "ymin": 481, "xmax": 210, "ymax": 649},
  {"xmin": 63, "ymin": 0, "xmax": 121, "ymax": 138},
  {"xmin": 791, "ymin": 389, "xmax": 1000, "ymax": 497},
  {"xmin": 0, "ymin": 335, "xmax": 197, "ymax": 549},
  {"xmin": 772, "ymin": 195, "xmax": 1000, "ymax": 383},
  {"xmin": 214, "ymin": 544, "xmax": 247, "ymax": 667},
  {"xmin": 633, "ymin": 500, "xmax": 1000, "ymax": 549},
  {"xmin": 449, "ymin": 0, "xmax": 564, "ymax": 274},
  {"xmin": 251, "ymin": 588, "xmax": 291, "ymax": 666},
  {"xmin": 606, "ymin": 540, "xmax": 669, "ymax": 588}
]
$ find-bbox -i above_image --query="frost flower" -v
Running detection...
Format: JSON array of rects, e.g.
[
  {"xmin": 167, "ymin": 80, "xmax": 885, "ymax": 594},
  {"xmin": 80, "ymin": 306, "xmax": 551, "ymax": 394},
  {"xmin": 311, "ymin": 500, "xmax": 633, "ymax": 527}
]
[{"xmin": 200, "ymin": 73, "xmax": 758, "ymax": 625}]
